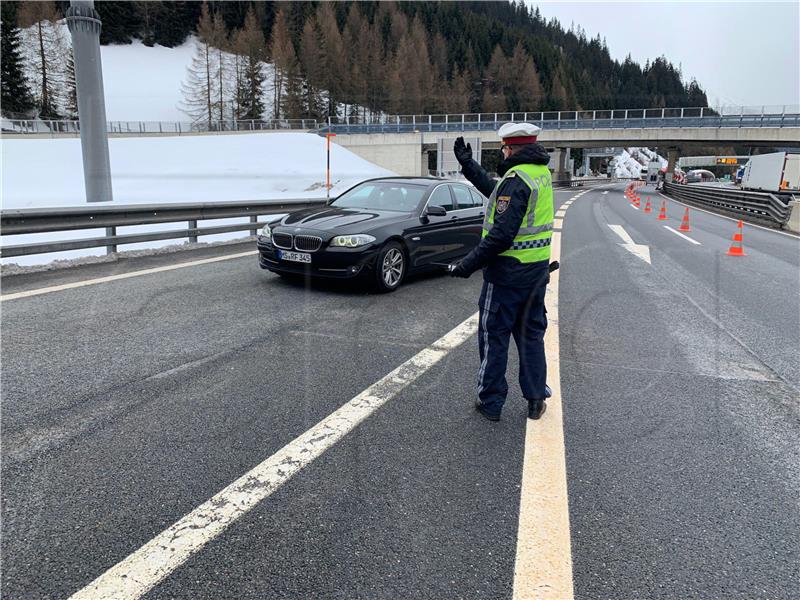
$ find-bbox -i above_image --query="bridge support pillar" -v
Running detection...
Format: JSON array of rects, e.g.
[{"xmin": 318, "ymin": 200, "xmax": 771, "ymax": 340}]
[
  {"xmin": 555, "ymin": 147, "xmax": 571, "ymax": 182},
  {"xmin": 665, "ymin": 147, "xmax": 680, "ymax": 183}
]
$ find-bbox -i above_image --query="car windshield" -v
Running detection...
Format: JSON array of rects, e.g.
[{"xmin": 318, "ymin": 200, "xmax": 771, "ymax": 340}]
[{"xmin": 331, "ymin": 182, "xmax": 426, "ymax": 212}]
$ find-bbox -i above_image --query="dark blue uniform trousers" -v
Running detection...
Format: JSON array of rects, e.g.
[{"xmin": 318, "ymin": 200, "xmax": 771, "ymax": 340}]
[{"xmin": 476, "ymin": 279, "xmax": 548, "ymax": 416}]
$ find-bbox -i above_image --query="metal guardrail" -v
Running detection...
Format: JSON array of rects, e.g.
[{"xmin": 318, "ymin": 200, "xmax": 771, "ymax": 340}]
[
  {"xmin": 1, "ymin": 119, "xmax": 319, "ymax": 136},
  {"xmin": 0, "ymin": 199, "xmax": 326, "ymax": 258},
  {"xmin": 1, "ymin": 178, "xmax": 619, "ymax": 259},
  {"xmin": 662, "ymin": 182, "xmax": 793, "ymax": 227}
]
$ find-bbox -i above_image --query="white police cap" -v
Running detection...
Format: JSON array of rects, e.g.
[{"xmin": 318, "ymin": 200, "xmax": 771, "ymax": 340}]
[{"xmin": 498, "ymin": 122, "xmax": 542, "ymax": 144}]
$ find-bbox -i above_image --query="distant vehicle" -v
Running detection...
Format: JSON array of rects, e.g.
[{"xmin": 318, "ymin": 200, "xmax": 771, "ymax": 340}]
[
  {"xmin": 639, "ymin": 167, "xmax": 647, "ymax": 180},
  {"xmin": 257, "ymin": 177, "xmax": 486, "ymax": 292},
  {"xmin": 685, "ymin": 169, "xmax": 716, "ymax": 183},
  {"xmin": 741, "ymin": 152, "xmax": 800, "ymax": 193},
  {"xmin": 647, "ymin": 159, "xmax": 661, "ymax": 184}
]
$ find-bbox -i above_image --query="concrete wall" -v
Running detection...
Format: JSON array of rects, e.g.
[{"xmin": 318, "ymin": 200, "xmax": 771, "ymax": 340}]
[{"xmin": 334, "ymin": 134, "xmax": 425, "ymax": 176}]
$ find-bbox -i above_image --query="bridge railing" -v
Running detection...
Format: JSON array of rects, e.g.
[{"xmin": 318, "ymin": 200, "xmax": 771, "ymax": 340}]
[
  {"xmin": 662, "ymin": 182, "xmax": 793, "ymax": 227},
  {"xmin": 0, "ymin": 199, "xmax": 325, "ymax": 258},
  {"xmin": 320, "ymin": 108, "xmax": 800, "ymax": 134}
]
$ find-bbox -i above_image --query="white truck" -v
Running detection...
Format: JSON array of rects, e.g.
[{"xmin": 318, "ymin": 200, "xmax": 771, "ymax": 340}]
[{"xmin": 741, "ymin": 152, "xmax": 800, "ymax": 193}]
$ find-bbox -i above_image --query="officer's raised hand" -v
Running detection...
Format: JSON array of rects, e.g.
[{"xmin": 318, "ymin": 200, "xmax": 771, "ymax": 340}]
[{"xmin": 453, "ymin": 136, "xmax": 472, "ymax": 166}]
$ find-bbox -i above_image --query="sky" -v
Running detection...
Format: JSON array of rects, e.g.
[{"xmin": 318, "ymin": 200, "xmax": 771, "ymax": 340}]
[{"xmin": 533, "ymin": 1, "xmax": 800, "ymax": 109}]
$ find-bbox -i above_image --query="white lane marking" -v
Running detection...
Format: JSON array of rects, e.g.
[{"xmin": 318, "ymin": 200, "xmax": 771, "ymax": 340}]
[
  {"xmin": 607, "ymin": 224, "xmax": 651, "ymax": 264},
  {"xmin": 629, "ymin": 204, "xmax": 640, "ymax": 210},
  {"xmin": 602, "ymin": 191, "xmax": 609, "ymax": 195},
  {"xmin": 553, "ymin": 218, "xmax": 564, "ymax": 230},
  {"xmin": 555, "ymin": 210, "xmax": 567, "ymax": 218},
  {"xmin": 69, "ymin": 313, "xmax": 480, "ymax": 600},
  {"xmin": 1, "ymin": 251, "xmax": 258, "ymax": 302},
  {"xmin": 664, "ymin": 225, "xmax": 701, "ymax": 245},
  {"xmin": 513, "ymin": 228, "xmax": 574, "ymax": 600},
  {"xmin": 657, "ymin": 192, "xmax": 799, "ymax": 239}
]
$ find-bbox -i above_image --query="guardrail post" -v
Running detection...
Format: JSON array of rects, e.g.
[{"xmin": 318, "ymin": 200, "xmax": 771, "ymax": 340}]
[
  {"xmin": 188, "ymin": 220, "xmax": 198, "ymax": 243},
  {"xmin": 249, "ymin": 215, "xmax": 258, "ymax": 237},
  {"xmin": 105, "ymin": 226, "xmax": 117, "ymax": 254}
]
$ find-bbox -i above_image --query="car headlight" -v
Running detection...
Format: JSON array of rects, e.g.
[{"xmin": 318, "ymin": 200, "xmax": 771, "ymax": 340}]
[
  {"xmin": 260, "ymin": 225, "xmax": 272, "ymax": 239},
  {"xmin": 329, "ymin": 234, "xmax": 376, "ymax": 248}
]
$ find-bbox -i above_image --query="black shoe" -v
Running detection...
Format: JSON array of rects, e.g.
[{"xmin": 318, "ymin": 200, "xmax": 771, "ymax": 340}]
[
  {"xmin": 528, "ymin": 398, "xmax": 547, "ymax": 420},
  {"xmin": 474, "ymin": 400, "xmax": 500, "ymax": 422},
  {"xmin": 545, "ymin": 385, "xmax": 552, "ymax": 399}
]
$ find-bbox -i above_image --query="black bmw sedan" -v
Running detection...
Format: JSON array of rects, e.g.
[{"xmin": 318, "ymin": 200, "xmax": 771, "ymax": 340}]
[{"xmin": 257, "ymin": 177, "xmax": 486, "ymax": 292}]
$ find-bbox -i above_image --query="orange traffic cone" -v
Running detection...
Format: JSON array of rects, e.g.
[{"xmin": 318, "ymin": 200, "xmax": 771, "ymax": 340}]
[
  {"xmin": 726, "ymin": 220, "xmax": 746, "ymax": 256},
  {"xmin": 634, "ymin": 195, "xmax": 641, "ymax": 208},
  {"xmin": 644, "ymin": 198, "xmax": 652, "ymax": 213},
  {"xmin": 657, "ymin": 199, "xmax": 668, "ymax": 220},
  {"xmin": 679, "ymin": 207, "xmax": 691, "ymax": 231}
]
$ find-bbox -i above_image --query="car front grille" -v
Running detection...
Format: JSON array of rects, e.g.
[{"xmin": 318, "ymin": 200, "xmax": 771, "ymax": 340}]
[
  {"xmin": 272, "ymin": 232, "xmax": 293, "ymax": 249},
  {"xmin": 294, "ymin": 235, "xmax": 323, "ymax": 252}
]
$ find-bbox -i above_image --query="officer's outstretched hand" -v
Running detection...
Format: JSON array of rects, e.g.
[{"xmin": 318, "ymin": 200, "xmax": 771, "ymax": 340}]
[
  {"xmin": 453, "ymin": 137, "xmax": 472, "ymax": 166},
  {"xmin": 449, "ymin": 261, "xmax": 471, "ymax": 278}
]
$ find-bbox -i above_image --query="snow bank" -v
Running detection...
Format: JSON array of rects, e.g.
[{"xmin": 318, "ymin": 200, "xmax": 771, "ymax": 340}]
[{"xmin": 1, "ymin": 132, "xmax": 394, "ymax": 266}]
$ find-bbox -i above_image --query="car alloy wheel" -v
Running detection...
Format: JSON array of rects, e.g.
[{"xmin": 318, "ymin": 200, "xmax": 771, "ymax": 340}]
[
  {"xmin": 375, "ymin": 242, "xmax": 406, "ymax": 292},
  {"xmin": 382, "ymin": 248, "xmax": 404, "ymax": 287}
]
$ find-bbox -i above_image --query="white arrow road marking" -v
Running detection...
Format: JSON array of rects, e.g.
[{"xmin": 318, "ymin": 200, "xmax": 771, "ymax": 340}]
[
  {"xmin": 607, "ymin": 224, "xmax": 651, "ymax": 264},
  {"xmin": 664, "ymin": 225, "xmax": 701, "ymax": 245}
]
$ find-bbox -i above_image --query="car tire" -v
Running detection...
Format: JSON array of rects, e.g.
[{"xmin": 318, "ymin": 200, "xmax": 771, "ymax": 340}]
[{"xmin": 373, "ymin": 241, "xmax": 406, "ymax": 293}]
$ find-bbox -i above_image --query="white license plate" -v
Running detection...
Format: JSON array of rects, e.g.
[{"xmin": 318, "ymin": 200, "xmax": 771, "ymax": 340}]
[{"xmin": 277, "ymin": 250, "xmax": 311, "ymax": 264}]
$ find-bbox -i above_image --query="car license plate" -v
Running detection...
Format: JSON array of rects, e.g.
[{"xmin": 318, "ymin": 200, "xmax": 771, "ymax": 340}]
[{"xmin": 277, "ymin": 250, "xmax": 311, "ymax": 264}]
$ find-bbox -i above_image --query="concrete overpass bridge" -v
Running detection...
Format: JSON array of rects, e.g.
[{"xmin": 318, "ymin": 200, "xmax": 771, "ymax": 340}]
[{"xmin": 323, "ymin": 108, "xmax": 800, "ymax": 178}]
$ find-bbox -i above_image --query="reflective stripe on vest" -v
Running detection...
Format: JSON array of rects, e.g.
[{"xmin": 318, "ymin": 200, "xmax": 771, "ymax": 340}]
[{"xmin": 482, "ymin": 163, "xmax": 554, "ymax": 264}]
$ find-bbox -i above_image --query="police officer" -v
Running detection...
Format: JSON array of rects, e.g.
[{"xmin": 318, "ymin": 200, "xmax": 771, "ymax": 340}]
[{"xmin": 449, "ymin": 123, "xmax": 553, "ymax": 422}]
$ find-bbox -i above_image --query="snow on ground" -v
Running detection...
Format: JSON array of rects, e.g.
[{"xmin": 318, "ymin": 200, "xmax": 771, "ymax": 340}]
[{"xmin": 1, "ymin": 133, "xmax": 394, "ymax": 267}]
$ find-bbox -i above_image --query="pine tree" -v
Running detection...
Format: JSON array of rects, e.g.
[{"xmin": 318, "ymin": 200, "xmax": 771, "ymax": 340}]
[
  {"xmin": 1, "ymin": 1, "xmax": 35, "ymax": 116},
  {"xmin": 482, "ymin": 45, "xmax": 508, "ymax": 113},
  {"xmin": 316, "ymin": 3, "xmax": 345, "ymax": 117},
  {"xmin": 269, "ymin": 9, "xmax": 295, "ymax": 119},
  {"xmin": 299, "ymin": 16, "xmax": 324, "ymax": 119},
  {"xmin": 232, "ymin": 7, "xmax": 265, "ymax": 121}
]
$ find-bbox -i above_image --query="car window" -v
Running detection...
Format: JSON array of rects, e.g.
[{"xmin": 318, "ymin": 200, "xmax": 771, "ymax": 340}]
[
  {"xmin": 452, "ymin": 185, "xmax": 475, "ymax": 209},
  {"xmin": 332, "ymin": 183, "xmax": 425, "ymax": 212},
  {"xmin": 469, "ymin": 187, "xmax": 486, "ymax": 208},
  {"xmin": 427, "ymin": 185, "xmax": 454, "ymax": 211}
]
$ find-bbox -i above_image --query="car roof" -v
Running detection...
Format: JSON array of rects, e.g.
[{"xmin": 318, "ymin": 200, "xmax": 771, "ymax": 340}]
[{"xmin": 358, "ymin": 176, "xmax": 464, "ymax": 187}]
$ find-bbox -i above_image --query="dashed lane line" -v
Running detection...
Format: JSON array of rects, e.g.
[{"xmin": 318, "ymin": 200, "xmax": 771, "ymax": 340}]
[
  {"xmin": 0, "ymin": 251, "xmax": 259, "ymax": 302},
  {"xmin": 512, "ymin": 220, "xmax": 574, "ymax": 598},
  {"xmin": 69, "ymin": 313, "xmax": 480, "ymax": 600},
  {"xmin": 664, "ymin": 225, "xmax": 702, "ymax": 245}
]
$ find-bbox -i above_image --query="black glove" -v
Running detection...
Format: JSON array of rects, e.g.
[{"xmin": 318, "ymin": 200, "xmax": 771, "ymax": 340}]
[
  {"xmin": 453, "ymin": 136, "xmax": 472, "ymax": 166},
  {"xmin": 449, "ymin": 261, "xmax": 471, "ymax": 278}
]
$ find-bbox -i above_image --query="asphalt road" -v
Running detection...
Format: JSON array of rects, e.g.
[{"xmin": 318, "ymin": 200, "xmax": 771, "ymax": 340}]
[{"xmin": 2, "ymin": 184, "xmax": 798, "ymax": 599}]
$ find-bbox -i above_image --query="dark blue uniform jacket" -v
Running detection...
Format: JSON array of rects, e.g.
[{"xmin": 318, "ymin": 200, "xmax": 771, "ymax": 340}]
[{"xmin": 459, "ymin": 144, "xmax": 551, "ymax": 288}]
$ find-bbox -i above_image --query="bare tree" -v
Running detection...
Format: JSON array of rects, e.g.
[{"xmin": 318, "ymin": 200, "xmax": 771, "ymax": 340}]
[
  {"xmin": 316, "ymin": 3, "xmax": 345, "ymax": 117},
  {"xmin": 17, "ymin": 1, "xmax": 67, "ymax": 119},
  {"xmin": 299, "ymin": 16, "xmax": 324, "ymax": 119},
  {"xmin": 179, "ymin": 2, "xmax": 216, "ymax": 127}
]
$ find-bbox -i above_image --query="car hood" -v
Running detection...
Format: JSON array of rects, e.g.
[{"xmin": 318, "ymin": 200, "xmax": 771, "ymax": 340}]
[{"xmin": 274, "ymin": 206, "xmax": 410, "ymax": 233}]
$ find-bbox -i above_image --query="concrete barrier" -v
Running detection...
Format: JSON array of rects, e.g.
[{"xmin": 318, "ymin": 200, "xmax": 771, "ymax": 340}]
[{"xmin": 786, "ymin": 200, "xmax": 800, "ymax": 233}]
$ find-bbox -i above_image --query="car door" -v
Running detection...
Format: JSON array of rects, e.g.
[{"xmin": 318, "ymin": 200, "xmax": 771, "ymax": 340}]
[
  {"xmin": 409, "ymin": 184, "xmax": 462, "ymax": 268},
  {"xmin": 450, "ymin": 184, "xmax": 486, "ymax": 257}
]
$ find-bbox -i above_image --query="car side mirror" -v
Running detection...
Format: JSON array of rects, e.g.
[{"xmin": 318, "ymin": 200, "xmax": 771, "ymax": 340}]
[{"xmin": 425, "ymin": 205, "xmax": 447, "ymax": 217}]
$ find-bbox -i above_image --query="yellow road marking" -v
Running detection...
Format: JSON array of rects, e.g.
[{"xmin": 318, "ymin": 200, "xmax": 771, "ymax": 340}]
[{"xmin": 512, "ymin": 227, "xmax": 574, "ymax": 598}]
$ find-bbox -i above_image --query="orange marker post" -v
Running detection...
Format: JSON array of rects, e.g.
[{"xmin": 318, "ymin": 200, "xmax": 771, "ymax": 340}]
[{"xmin": 326, "ymin": 133, "xmax": 337, "ymax": 201}]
